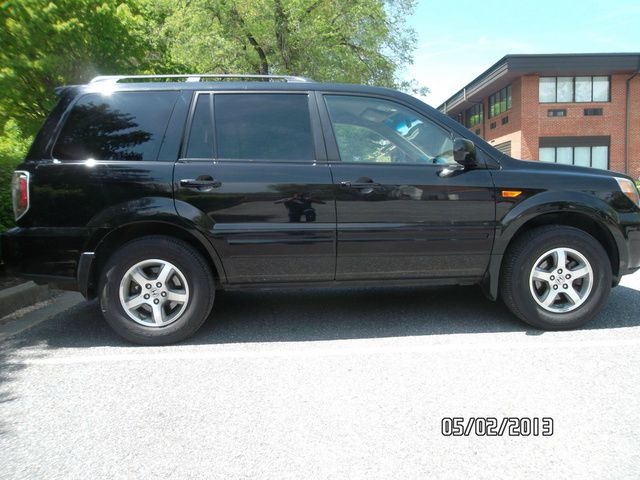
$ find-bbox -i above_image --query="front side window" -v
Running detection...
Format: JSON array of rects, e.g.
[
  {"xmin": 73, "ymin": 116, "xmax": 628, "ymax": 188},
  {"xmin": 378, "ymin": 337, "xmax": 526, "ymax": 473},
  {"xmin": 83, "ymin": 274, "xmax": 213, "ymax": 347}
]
[
  {"xmin": 53, "ymin": 91, "xmax": 178, "ymax": 161},
  {"xmin": 324, "ymin": 95, "xmax": 454, "ymax": 165},
  {"xmin": 214, "ymin": 93, "xmax": 314, "ymax": 161}
]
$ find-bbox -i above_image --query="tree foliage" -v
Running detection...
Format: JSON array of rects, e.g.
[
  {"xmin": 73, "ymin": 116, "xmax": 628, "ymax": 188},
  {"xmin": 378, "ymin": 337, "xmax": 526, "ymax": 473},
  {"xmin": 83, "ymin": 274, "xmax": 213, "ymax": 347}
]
[
  {"xmin": 0, "ymin": 0, "xmax": 158, "ymax": 135},
  {"xmin": 159, "ymin": 0, "xmax": 418, "ymax": 88}
]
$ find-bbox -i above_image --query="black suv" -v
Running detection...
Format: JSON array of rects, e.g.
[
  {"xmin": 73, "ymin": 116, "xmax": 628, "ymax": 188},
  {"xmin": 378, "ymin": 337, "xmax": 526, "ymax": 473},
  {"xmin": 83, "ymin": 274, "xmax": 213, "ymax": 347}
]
[{"xmin": 3, "ymin": 74, "xmax": 640, "ymax": 344}]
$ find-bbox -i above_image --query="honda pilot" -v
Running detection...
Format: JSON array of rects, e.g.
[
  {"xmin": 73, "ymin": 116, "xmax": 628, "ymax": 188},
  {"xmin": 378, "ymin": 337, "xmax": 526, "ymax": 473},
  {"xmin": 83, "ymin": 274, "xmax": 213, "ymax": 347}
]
[{"xmin": 3, "ymin": 74, "xmax": 640, "ymax": 344}]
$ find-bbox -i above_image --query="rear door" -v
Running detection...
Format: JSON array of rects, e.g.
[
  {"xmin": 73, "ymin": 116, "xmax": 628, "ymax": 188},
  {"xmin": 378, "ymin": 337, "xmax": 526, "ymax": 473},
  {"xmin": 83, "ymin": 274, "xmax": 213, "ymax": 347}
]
[
  {"xmin": 318, "ymin": 93, "xmax": 496, "ymax": 281},
  {"xmin": 174, "ymin": 90, "xmax": 336, "ymax": 284}
]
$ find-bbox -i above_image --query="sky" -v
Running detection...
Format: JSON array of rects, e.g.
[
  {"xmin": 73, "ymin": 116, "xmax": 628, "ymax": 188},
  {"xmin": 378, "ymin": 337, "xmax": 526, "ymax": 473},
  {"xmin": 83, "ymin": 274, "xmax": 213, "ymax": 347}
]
[{"xmin": 405, "ymin": 0, "xmax": 640, "ymax": 107}]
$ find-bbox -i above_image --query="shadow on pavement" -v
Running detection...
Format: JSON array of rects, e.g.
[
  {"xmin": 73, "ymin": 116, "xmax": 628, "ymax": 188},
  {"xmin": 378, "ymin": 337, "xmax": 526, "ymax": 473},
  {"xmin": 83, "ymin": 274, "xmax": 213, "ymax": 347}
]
[{"xmin": 3, "ymin": 282, "xmax": 640, "ymax": 350}]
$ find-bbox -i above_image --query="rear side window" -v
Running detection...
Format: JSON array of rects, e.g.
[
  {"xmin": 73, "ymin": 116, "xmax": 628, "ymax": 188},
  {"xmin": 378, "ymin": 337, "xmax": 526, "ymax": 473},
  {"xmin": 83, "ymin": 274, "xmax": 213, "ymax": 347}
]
[
  {"xmin": 53, "ymin": 91, "xmax": 178, "ymax": 161},
  {"xmin": 214, "ymin": 93, "xmax": 314, "ymax": 161}
]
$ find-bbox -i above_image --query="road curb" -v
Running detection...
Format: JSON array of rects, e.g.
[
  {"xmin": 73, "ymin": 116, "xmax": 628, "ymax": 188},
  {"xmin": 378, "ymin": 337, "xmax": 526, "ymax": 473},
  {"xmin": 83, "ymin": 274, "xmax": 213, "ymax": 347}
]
[{"xmin": 0, "ymin": 281, "xmax": 55, "ymax": 318}]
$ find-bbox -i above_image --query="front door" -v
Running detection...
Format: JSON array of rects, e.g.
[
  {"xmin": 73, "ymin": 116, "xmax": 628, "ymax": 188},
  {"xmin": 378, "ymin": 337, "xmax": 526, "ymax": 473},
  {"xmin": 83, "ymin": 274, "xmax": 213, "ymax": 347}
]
[
  {"xmin": 174, "ymin": 91, "xmax": 335, "ymax": 284},
  {"xmin": 319, "ymin": 93, "xmax": 495, "ymax": 281}
]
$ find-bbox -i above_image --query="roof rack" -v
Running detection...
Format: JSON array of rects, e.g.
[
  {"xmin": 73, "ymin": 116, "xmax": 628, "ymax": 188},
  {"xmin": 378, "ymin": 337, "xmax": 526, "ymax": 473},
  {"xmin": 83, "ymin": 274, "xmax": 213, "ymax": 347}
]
[{"xmin": 89, "ymin": 74, "xmax": 314, "ymax": 84}]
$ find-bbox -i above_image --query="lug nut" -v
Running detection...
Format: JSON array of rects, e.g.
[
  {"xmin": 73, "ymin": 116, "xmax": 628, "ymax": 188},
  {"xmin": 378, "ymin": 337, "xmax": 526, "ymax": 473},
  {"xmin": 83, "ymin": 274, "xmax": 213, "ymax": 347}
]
[
  {"xmin": 156, "ymin": 282, "xmax": 162, "ymax": 288},
  {"xmin": 566, "ymin": 274, "xmax": 571, "ymax": 279},
  {"xmin": 145, "ymin": 283, "xmax": 152, "ymax": 289},
  {"xmin": 153, "ymin": 298, "xmax": 160, "ymax": 304},
  {"xmin": 558, "ymin": 269, "xmax": 563, "ymax": 274},
  {"xmin": 563, "ymin": 284, "xmax": 568, "ymax": 289},
  {"xmin": 161, "ymin": 291, "xmax": 167, "ymax": 297},
  {"xmin": 553, "ymin": 285, "xmax": 559, "ymax": 290},
  {"xmin": 550, "ymin": 275, "xmax": 555, "ymax": 280},
  {"xmin": 144, "ymin": 294, "xmax": 150, "ymax": 300}
]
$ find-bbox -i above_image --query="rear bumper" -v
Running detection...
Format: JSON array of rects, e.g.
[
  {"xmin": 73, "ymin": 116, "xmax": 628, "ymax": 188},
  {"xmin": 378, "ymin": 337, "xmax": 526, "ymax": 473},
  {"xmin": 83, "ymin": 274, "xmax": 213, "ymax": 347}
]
[{"xmin": 1, "ymin": 227, "xmax": 85, "ymax": 291}]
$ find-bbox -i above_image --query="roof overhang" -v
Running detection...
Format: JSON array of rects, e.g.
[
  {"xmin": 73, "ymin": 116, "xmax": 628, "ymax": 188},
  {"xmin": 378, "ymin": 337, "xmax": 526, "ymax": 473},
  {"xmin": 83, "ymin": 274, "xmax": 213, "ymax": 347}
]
[{"xmin": 438, "ymin": 53, "xmax": 640, "ymax": 116}]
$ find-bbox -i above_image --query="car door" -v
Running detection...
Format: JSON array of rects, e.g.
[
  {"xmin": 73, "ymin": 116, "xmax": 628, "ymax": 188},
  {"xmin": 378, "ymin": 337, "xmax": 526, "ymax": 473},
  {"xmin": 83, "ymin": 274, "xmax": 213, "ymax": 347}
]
[
  {"xmin": 317, "ymin": 93, "xmax": 496, "ymax": 281},
  {"xmin": 174, "ymin": 90, "xmax": 336, "ymax": 284}
]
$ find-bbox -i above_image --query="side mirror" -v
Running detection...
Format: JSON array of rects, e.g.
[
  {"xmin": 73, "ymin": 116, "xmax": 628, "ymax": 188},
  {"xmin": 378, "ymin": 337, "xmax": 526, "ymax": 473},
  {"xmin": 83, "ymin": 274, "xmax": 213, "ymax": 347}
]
[{"xmin": 453, "ymin": 138, "xmax": 477, "ymax": 167}]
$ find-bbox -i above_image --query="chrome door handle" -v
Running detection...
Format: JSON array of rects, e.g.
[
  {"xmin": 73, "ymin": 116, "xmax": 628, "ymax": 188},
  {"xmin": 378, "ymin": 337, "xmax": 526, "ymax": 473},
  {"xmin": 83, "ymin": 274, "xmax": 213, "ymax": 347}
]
[{"xmin": 180, "ymin": 176, "xmax": 222, "ymax": 189}]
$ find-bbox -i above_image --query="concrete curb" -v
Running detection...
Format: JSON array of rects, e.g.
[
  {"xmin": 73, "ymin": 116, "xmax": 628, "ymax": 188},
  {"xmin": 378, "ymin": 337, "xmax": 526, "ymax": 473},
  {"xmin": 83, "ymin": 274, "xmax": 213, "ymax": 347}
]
[{"xmin": 0, "ymin": 281, "xmax": 55, "ymax": 318}]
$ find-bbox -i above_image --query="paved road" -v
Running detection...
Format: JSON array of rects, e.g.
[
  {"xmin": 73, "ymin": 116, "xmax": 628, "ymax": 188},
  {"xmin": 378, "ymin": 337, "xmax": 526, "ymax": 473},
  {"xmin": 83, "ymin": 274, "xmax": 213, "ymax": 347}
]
[{"xmin": 2, "ymin": 273, "xmax": 640, "ymax": 479}]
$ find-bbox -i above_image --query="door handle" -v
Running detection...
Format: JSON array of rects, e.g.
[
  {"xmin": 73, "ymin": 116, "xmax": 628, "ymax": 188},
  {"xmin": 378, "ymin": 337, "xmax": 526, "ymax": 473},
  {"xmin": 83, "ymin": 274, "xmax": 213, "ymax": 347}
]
[{"xmin": 180, "ymin": 176, "xmax": 222, "ymax": 190}]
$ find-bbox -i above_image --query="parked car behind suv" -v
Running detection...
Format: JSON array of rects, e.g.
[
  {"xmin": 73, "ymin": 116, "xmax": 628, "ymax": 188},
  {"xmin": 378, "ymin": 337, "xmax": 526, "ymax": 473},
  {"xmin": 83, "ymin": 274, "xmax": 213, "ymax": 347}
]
[{"xmin": 3, "ymin": 74, "xmax": 640, "ymax": 344}]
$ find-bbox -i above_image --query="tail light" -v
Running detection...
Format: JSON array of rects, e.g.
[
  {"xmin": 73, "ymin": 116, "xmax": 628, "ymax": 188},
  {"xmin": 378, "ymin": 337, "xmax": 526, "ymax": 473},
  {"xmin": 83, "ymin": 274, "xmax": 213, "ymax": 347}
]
[{"xmin": 11, "ymin": 171, "xmax": 30, "ymax": 220}]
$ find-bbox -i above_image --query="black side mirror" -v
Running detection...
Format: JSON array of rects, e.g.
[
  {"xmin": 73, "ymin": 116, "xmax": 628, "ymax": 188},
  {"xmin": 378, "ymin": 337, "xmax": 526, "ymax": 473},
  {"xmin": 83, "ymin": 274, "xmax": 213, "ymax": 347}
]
[{"xmin": 453, "ymin": 138, "xmax": 477, "ymax": 167}]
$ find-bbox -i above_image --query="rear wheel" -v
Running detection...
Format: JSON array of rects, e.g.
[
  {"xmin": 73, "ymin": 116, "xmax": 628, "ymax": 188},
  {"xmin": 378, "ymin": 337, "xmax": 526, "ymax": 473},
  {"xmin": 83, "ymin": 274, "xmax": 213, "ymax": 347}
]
[
  {"xmin": 501, "ymin": 225, "xmax": 612, "ymax": 330},
  {"xmin": 99, "ymin": 236, "xmax": 215, "ymax": 345}
]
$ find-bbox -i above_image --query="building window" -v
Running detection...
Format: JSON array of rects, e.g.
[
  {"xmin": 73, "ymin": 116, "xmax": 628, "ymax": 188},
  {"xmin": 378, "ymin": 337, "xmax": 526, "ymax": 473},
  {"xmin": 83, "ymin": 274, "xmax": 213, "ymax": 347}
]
[
  {"xmin": 539, "ymin": 76, "xmax": 610, "ymax": 103},
  {"xmin": 539, "ymin": 145, "xmax": 608, "ymax": 169},
  {"xmin": 547, "ymin": 109, "xmax": 566, "ymax": 117},
  {"xmin": 489, "ymin": 85, "xmax": 512, "ymax": 118},
  {"xmin": 584, "ymin": 108, "xmax": 603, "ymax": 116},
  {"xmin": 465, "ymin": 103, "xmax": 483, "ymax": 128},
  {"xmin": 501, "ymin": 116, "xmax": 509, "ymax": 125}
]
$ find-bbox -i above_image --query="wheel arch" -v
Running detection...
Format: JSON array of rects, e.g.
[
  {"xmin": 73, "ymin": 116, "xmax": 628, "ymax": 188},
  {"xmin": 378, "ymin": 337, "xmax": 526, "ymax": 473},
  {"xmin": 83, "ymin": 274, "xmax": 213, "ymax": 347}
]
[
  {"xmin": 83, "ymin": 220, "xmax": 226, "ymax": 299},
  {"xmin": 483, "ymin": 204, "xmax": 624, "ymax": 300}
]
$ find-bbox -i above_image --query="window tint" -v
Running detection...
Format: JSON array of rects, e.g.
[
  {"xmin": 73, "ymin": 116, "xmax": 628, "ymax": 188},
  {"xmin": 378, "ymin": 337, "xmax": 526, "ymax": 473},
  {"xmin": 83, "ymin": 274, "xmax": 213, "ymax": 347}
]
[
  {"xmin": 53, "ymin": 91, "xmax": 178, "ymax": 161},
  {"xmin": 214, "ymin": 94, "xmax": 314, "ymax": 161},
  {"xmin": 324, "ymin": 95, "xmax": 454, "ymax": 165},
  {"xmin": 186, "ymin": 94, "xmax": 214, "ymax": 158}
]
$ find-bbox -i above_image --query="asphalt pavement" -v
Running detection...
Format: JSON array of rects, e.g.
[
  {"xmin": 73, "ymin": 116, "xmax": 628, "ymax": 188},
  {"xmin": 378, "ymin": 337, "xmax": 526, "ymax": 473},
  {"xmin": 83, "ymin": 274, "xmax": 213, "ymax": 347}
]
[{"xmin": 1, "ymin": 272, "xmax": 640, "ymax": 479}]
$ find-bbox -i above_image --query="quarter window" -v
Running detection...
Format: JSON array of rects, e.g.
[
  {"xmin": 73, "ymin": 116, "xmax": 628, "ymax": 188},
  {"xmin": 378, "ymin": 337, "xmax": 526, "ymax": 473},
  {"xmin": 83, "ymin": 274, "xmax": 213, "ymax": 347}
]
[
  {"xmin": 186, "ymin": 94, "xmax": 214, "ymax": 158},
  {"xmin": 324, "ymin": 95, "xmax": 454, "ymax": 165},
  {"xmin": 214, "ymin": 93, "xmax": 314, "ymax": 161},
  {"xmin": 539, "ymin": 76, "xmax": 610, "ymax": 103},
  {"xmin": 53, "ymin": 91, "xmax": 178, "ymax": 161}
]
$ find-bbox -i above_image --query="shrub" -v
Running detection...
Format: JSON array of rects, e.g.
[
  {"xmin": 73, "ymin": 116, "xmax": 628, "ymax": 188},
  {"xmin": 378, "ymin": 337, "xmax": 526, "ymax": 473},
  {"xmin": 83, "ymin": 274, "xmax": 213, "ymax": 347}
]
[{"xmin": 0, "ymin": 120, "xmax": 31, "ymax": 232}]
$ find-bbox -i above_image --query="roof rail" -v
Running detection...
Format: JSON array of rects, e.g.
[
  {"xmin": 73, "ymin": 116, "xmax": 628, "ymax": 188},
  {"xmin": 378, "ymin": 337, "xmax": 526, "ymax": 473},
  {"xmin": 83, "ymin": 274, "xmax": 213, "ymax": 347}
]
[{"xmin": 89, "ymin": 74, "xmax": 314, "ymax": 84}]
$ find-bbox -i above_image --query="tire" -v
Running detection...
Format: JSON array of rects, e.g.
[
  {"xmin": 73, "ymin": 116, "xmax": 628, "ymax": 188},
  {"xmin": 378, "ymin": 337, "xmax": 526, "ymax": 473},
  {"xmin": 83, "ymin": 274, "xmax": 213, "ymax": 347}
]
[
  {"xmin": 500, "ymin": 225, "xmax": 612, "ymax": 330},
  {"xmin": 98, "ymin": 235, "xmax": 215, "ymax": 345}
]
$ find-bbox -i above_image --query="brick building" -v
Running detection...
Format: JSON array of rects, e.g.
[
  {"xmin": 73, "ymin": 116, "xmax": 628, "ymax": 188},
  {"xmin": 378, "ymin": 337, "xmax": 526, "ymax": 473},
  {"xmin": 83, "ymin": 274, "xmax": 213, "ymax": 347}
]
[{"xmin": 437, "ymin": 53, "xmax": 640, "ymax": 177}]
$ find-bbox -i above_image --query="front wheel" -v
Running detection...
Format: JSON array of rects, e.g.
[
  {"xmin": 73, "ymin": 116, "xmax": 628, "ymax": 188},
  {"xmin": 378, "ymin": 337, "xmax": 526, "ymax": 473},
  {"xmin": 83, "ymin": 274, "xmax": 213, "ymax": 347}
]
[
  {"xmin": 99, "ymin": 236, "xmax": 215, "ymax": 345},
  {"xmin": 500, "ymin": 225, "xmax": 612, "ymax": 330}
]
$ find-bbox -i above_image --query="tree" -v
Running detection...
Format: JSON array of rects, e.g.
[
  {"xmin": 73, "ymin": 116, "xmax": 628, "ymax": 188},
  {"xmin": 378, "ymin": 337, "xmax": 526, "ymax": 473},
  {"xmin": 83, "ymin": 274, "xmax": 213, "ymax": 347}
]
[
  {"xmin": 0, "ymin": 0, "xmax": 159, "ymax": 136},
  {"xmin": 159, "ymin": 0, "xmax": 420, "ymax": 90}
]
